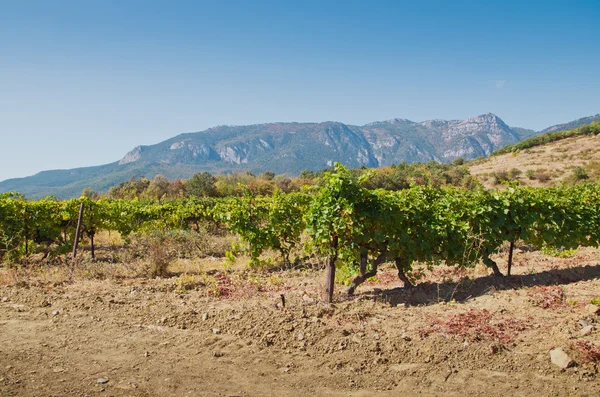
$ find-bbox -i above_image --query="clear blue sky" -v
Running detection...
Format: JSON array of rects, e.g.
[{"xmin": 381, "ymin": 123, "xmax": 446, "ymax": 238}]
[{"xmin": 1, "ymin": 0, "xmax": 599, "ymax": 181}]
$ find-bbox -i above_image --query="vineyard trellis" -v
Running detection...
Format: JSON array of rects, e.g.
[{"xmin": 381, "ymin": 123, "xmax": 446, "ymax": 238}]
[{"xmin": 1, "ymin": 164, "xmax": 599, "ymax": 302}]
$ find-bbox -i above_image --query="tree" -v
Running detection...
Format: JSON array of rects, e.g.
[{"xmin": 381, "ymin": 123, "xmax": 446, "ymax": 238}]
[
  {"xmin": 81, "ymin": 188, "xmax": 98, "ymax": 200},
  {"xmin": 299, "ymin": 170, "xmax": 315, "ymax": 179},
  {"xmin": 186, "ymin": 172, "xmax": 217, "ymax": 197},
  {"xmin": 261, "ymin": 171, "xmax": 275, "ymax": 181},
  {"xmin": 145, "ymin": 174, "xmax": 170, "ymax": 200}
]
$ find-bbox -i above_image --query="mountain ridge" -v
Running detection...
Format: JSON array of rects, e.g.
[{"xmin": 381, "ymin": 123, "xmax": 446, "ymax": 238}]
[{"xmin": 1, "ymin": 112, "xmax": 597, "ymax": 199}]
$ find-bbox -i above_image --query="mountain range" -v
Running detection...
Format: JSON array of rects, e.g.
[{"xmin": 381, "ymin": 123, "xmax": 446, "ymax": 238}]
[{"xmin": 2, "ymin": 113, "xmax": 599, "ymax": 199}]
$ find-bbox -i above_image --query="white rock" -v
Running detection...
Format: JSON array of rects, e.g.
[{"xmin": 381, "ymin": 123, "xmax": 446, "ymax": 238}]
[
  {"xmin": 550, "ymin": 348, "xmax": 573, "ymax": 369},
  {"xmin": 580, "ymin": 325, "xmax": 594, "ymax": 336}
]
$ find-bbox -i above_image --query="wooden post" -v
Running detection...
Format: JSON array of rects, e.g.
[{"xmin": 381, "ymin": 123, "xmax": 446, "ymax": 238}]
[
  {"xmin": 72, "ymin": 203, "xmax": 84, "ymax": 258},
  {"xmin": 324, "ymin": 235, "xmax": 338, "ymax": 303},
  {"xmin": 507, "ymin": 240, "xmax": 514, "ymax": 276},
  {"xmin": 90, "ymin": 231, "xmax": 95, "ymax": 260},
  {"xmin": 24, "ymin": 220, "xmax": 28, "ymax": 257}
]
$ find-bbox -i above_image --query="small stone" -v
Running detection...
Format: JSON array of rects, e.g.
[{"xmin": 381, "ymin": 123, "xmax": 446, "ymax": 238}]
[
  {"xmin": 52, "ymin": 310, "xmax": 60, "ymax": 316},
  {"xmin": 97, "ymin": 378, "xmax": 109, "ymax": 384},
  {"xmin": 550, "ymin": 348, "xmax": 574, "ymax": 369},
  {"xmin": 302, "ymin": 294, "xmax": 314, "ymax": 303},
  {"xmin": 578, "ymin": 319, "xmax": 592, "ymax": 328},
  {"xmin": 580, "ymin": 325, "xmax": 594, "ymax": 336},
  {"xmin": 201, "ymin": 313, "xmax": 208, "ymax": 321},
  {"xmin": 296, "ymin": 331, "xmax": 304, "ymax": 341},
  {"xmin": 1, "ymin": 297, "xmax": 8, "ymax": 302},
  {"xmin": 212, "ymin": 328, "xmax": 221, "ymax": 335},
  {"xmin": 213, "ymin": 351, "xmax": 224, "ymax": 358},
  {"xmin": 585, "ymin": 304, "xmax": 600, "ymax": 316},
  {"xmin": 401, "ymin": 334, "xmax": 412, "ymax": 342}
]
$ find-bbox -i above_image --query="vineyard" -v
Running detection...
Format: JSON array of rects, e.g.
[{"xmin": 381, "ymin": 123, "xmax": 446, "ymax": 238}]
[
  {"xmin": 2, "ymin": 164, "xmax": 599, "ymax": 301},
  {"xmin": 2, "ymin": 164, "xmax": 600, "ymax": 396}
]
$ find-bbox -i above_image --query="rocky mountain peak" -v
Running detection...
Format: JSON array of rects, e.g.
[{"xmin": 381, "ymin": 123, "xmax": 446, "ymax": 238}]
[{"xmin": 119, "ymin": 146, "xmax": 144, "ymax": 165}]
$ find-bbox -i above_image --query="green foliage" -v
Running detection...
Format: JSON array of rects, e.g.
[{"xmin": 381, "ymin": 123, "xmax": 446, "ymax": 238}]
[
  {"xmin": 541, "ymin": 246, "xmax": 578, "ymax": 258},
  {"xmin": 304, "ymin": 165, "xmax": 600, "ymax": 295},
  {"xmin": 186, "ymin": 172, "xmax": 218, "ymax": 197},
  {"xmin": 3, "ymin": 166, "xmax": 600, "ymax": 305},
  {"xmin": 573, "ymin": 166, "xmax": 589, "ymax": 181},
  {"xmin": 526, "ymin": 169, "xmax": 537, "ymax": 180}
]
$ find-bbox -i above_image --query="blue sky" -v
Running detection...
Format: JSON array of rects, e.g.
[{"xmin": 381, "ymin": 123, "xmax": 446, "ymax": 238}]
[{"xmin": 1, "ymin": 0, "xmax": 599, "ymax": 181}]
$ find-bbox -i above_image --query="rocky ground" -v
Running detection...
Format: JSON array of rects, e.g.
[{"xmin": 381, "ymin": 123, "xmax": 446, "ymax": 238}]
[{"xmin": 1, "ymin": 248, "xmax": 600, "ymax": 396}]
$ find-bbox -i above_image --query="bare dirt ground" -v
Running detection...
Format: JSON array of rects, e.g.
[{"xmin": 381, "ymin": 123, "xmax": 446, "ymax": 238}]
[{"xmin": 1, "ymin": 248, "xmax": 600, "ymax": 397}]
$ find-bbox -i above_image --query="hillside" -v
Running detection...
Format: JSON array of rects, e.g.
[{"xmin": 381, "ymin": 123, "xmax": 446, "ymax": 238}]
[
  {"xmin": 0, "ymin": 113, "xmax": 597, "ymax": 199},
  {"xmin": 469, "ymin": 127, "xmax": 600, "ymax": 188},
  {"xmin": 540, "ymin": 114, "xmax": 600, "ymax": 134}
]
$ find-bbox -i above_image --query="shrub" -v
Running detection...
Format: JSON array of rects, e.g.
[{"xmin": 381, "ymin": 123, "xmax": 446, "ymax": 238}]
[
  {"xmin": 508, "ymin": 168, "xmax": 523, "ymax": 180},
  {"xmin": 492, "ymin": 170, "xmax": 509, "ymax": 185},
  {"xmin": 535, "ymin": 170, "xmax": 551, "ymax": 183},
  {"xmin": 126, "ymin": 229, "xmax": 210, "ymax": 277},
  {"xmin": 573, "ymin": 166, "xmax": 589, "ymax": 180}
]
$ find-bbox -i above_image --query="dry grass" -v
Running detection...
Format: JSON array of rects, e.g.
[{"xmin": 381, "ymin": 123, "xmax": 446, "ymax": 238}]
[
  {"xmin": 469, "ymin": 134, "xmax": 600, "ymax": 187},
  {"xmin": 572, "ymin": 340, "xmax": 600, "ymax": 363}
]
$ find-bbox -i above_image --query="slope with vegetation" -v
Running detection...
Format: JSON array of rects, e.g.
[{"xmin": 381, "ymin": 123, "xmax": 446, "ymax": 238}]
[{"xmin": 470, "ymin": 121, "xmax": 600, "ymax": 188}]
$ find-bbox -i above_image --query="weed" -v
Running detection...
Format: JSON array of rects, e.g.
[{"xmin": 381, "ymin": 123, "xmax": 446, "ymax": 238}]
[
  {"xmin": 527, "ymin": 286, "xmax": 565, "ymax": 309},
  {"xmin": 174, "ymin": 273, "xmax": 205, "ymax": 293},
  {"xmin": 572, "ymin": 340, "xmax": 600, "ymax": 363},
  {"xmin": 223, "ymin": 250, "xmax": 236, "ymax": 271},
  {"xmin": 126, "ymin": 229, "xmax": 210, "ymax": 277},
  {"xmin": 267, "ymin": 274, "xmax": 284, "ymax": 286},
  {"xmin": 567, "ymin": 299, "xmax": 578, "ymax": 307},
  {"xmin": 421, "ymin": 309, "xmax": 529, "ymax": 344},
  {"xmin": 535, "ymin": 169, "xmax": 552, "ymax": 183},
  {"xmin": 541, "ymin": 246, "xmax": 577, "ymax": 258}
]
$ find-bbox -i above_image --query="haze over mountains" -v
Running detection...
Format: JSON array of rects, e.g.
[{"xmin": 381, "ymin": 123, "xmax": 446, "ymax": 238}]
[{"xmin": 2, "ymin": 113, "xmax": 599, "ymax": 199}]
